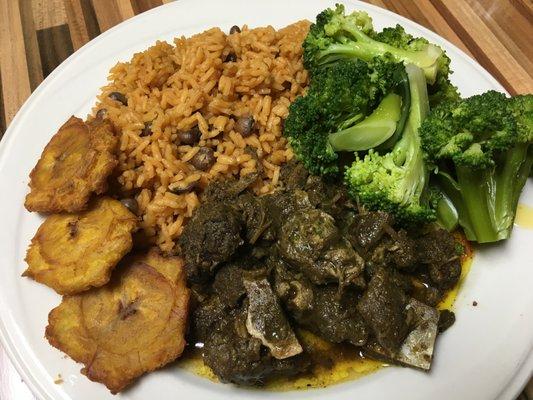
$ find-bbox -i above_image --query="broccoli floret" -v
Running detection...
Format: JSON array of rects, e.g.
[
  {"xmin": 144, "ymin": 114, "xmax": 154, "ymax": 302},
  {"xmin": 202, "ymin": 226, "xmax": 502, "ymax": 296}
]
[
  {"xmin": 511, "ymin": 94, "xmax": 533, "ymax": 142},
  {"xmin": 372, "ymin": 25, "xmax": 459, "ymax": 107},
  {"xmin": 284, "ymin": 58, "xmax": 409, "ymax": 176},
  {"xmin": 420, "ymin": 91, "xmax": 533, "ymax": 243},
  {"xmin": 421, "ymin": 91, "xmax": 516, "ymax": 168},
  {"xmin": 304, "ymin": 5, "xmax": 445, "ymax": 84},
  {"xmin": 428, "ymin": 75, "xmax": 460, "ymax": 109},
  {"xmin": 371, "ymin": 25, "xmax": 422, "ymax": 49},
  {"xmin": 345, "ymin": 64, "xmax": 434, "ymax": 225},
  {"xmin": 285, "ymin": 94, "xmax": 337, "ymax": 176}
]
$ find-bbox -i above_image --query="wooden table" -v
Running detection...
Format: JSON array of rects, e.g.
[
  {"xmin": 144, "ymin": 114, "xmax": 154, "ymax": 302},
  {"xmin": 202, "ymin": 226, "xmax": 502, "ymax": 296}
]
[{"xmin": 0, "ymin": 0, "xmax": 532, "ymax": 399}]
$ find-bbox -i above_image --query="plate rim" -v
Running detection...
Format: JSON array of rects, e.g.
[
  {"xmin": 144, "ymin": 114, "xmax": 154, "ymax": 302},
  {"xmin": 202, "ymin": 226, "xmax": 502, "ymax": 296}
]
[{"xmin": 0, "ymin": 1, "xmax": 530, "ymax": 400}]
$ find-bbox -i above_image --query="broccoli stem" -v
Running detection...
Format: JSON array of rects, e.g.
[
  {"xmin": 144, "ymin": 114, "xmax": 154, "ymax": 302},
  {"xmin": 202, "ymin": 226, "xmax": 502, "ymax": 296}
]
[
  {"xmin": 438, "ymin": 146, "xmax": 531, "ymax": 243},
  {"xmin": 338, "ymin": 113, "xmax": 365, "ymax": 130},
  {"xmin": 393, "ymin": 64, "xmax": 429, "ymax": 205},
  {"xmin": 512, "ymin": 146, "xmax": 532, "ymax": 209},
  {"xmin": 455, "ymin": 165, "xmax": 500, "ymax": 243},
  {"xmin": 437, "ymin": 171, "xmax": 475, "ymax": 239},
  {"xmin": 394, "ymin": 64, "xmax": 428, "ymax": 163},
  {"xmin": 435, "ymin": 189, "xmax": 459, "ymax": 231},
  {"xmin": 328, "ymin": 93, "xmax": 401, "ymax": 151},
  {"xmin": 378, "ymin": 66, "xmax": 411, "ymax": 151},
  {"xmin": 342, "ymin": 65, "xmax": 435, "ymax": 224},
  {"xmin": 494, "ymin": 143, "xmax": 532, "ymax": 238},
  {"xmin": 319, "ymin": 27, "xmax": 441, "ymax": 83}
]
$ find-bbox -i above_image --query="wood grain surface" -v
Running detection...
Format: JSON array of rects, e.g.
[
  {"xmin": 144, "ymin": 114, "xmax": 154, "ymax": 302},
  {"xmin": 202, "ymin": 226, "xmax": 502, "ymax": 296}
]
[{"xmin": 0, "ymin": 0, "xmax": 531, "ymax": 399}]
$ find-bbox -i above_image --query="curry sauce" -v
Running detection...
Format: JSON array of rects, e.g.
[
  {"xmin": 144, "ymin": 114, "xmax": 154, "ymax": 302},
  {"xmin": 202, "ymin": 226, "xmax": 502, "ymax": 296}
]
[{"xmin": 438, "ymin": 234, "xmax": 473, "ymax": 310}]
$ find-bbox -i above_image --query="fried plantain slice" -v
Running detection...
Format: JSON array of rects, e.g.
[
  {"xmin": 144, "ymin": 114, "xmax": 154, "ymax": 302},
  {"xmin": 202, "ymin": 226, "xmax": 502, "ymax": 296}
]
[
  {"xmin": 24, "ymin": 197, "xmax": 138, "ymax": 295},
  {"xmin": 45, "ymin": 255, "xmax": 190, "ymax": 394},
  {"xmin": 130, "ymin": 248, "xmax": 187, "ymax": 284},
  {"xmin": 25, "ymin": 116, "xmax": 118, "ymax": 213}
]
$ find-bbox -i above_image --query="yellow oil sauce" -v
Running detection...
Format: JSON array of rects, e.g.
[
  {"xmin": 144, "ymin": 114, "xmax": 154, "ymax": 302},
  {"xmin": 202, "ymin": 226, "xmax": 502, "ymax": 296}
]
[
  {"xmin": 265, "ymin": 331, "xmax": 385, "ymax": 390},
  {"xmin": 515, "ymin": 203, "xmax": 533, "ymax": 229},
  {"xmin": 438, "ymin": 232, "xmax": 473, "ymax": 310},
  {"xmin": 177, "ymin": 237, "xmax": 474, "ymax": 390},
  {"xmin": 177, "ymin": 348, "xmax": 219, "ymax": 381},
  {"xmin": 438, "ymin": 256, "xmax": 472, "ymax": 310},
  {"xmin": 176, "ymin": 333, "xmax": 386, "ymax": 390}
]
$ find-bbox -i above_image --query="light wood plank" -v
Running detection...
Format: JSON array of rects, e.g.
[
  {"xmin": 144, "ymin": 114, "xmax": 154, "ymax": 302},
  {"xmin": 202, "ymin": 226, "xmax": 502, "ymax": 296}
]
[
  {"xmin": 92, "ymin": 0, "xmax": 135, "ymax": 32},
  {"xmin": 31, "ymin": 0, "xmax": 67, "ymax": 29},
  {"xmin": 116, "ymin": 0, "xmax": 136, "ymax": 20},
  {"xmin": 63, "ymin": 0, "xmax": 91, "ymax": 50},
  {"xmin": 0, "ymin": 64, "xmax": 5, "ymax": 134},
  {"xmin": 0, "ymin": 0, "xmax": 32, "ymax": 125}
]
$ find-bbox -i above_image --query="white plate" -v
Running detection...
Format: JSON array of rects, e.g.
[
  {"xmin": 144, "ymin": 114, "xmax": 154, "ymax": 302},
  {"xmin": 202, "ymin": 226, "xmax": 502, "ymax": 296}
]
[{"xmin": 0, "ymin": 0, "xmax": 531, "ymax": 399}]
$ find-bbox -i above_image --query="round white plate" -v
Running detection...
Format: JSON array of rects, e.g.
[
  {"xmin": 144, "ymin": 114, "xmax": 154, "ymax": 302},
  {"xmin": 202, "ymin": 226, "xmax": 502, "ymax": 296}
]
[{"xmin": 0, "ymin": 0, "xmax": 531, "ymax": 399}]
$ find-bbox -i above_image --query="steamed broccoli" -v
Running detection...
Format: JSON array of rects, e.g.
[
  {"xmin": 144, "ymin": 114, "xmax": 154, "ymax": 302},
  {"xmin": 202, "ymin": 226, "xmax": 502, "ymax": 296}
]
[
  {"xmin": 345, "ymin": 64, "xmax": 434, "ymax": 225},
  {"xmin": 420, "ymin": 91, "xmax": 533, "ymax": 243},
  {"xmin": 284, "ymin": 58, "xmax": 410, "ymax": 176},
  {"xmin": 303, "ymin": 4, "xmax": 448, "ymax": 86},
  {"xmin": 372, "ymin": 25, "xmax": 459, "ymax": 107}
]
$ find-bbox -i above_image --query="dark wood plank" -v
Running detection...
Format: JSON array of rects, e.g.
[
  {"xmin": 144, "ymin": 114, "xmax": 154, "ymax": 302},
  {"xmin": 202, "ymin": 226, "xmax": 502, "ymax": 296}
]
[
  {"xmin": 19, "ymin": 0, "xmax": 44, "ymax": 90},
  {"xmin": 80, "ymin": 0, "xmax": 100, "ymax": 40},
  {"xmin": 63, "ymin": 0, "xmax": 101, "ymax": 50},
  {"xmin": 36, "ymin": 24, "xmax": 74, "ymax": 78},
  {"xmin": 65, "ymin": 0, "xmax": 93, "ymax": 50},
  {"xmin": 510, "ymin": 0, "xmax": 533, "ymax": 20}
]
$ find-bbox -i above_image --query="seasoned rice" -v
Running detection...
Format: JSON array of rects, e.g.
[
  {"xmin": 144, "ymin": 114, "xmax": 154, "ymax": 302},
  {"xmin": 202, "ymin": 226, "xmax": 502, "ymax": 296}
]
[{"xmin": 90, "ymin": 21, "xmax": 310, "ymax": 252}]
